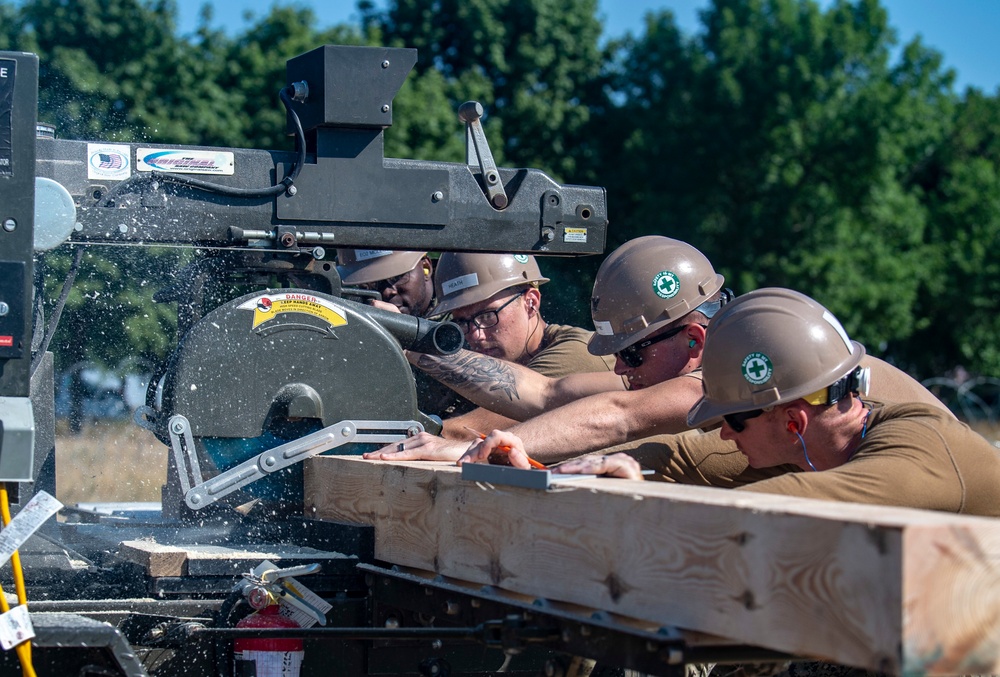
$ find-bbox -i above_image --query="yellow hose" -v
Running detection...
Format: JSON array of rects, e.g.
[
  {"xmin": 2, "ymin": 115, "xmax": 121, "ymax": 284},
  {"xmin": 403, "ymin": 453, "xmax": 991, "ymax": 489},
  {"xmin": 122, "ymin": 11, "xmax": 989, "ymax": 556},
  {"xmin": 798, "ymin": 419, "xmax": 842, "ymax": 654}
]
[{"xmin": 0, "ymin": 484, "xmax": 36, "ymax": 677}]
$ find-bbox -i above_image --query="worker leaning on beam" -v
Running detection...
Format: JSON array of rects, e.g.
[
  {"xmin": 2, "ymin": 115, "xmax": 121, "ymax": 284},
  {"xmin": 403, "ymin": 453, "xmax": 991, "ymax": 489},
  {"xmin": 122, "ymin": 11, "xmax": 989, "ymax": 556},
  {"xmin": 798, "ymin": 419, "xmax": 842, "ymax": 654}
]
[
  {"xmin": 365, "ymin": 236, "xmax": 952, "ymax": 477},
  {"xmin": 484, "ymin": 289, "xmax": 1000, "ymax": 516},
  {"xmin": 337, "ymin": 249, "xmax": 438, "ymax": 317},
  {"xmin": 365, "ymin": 235, "xmax": 727, "ymax": 461},
  {"xmin": 423, "ymin": 252, "xmax": 616, "ymax": 440}
]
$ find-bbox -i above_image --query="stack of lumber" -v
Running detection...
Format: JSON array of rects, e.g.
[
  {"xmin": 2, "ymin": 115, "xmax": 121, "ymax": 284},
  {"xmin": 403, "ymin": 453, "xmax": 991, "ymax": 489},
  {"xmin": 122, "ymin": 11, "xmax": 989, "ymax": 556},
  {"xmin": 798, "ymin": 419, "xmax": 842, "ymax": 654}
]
[{"xmin": 304, "ymin": 456, "xmax": 1000, "ymax": 675}]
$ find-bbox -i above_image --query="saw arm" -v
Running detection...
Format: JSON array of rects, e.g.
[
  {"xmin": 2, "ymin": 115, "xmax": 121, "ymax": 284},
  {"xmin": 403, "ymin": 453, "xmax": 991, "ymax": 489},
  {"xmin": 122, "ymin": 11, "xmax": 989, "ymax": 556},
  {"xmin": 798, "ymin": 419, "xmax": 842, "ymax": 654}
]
[
  {"xmin": 169, "ymin": 414, "xmax": 423, "ymax": 511},
  {"xmin": 32, "ymin": 45, "xmax": 607, "ymax": 256}
]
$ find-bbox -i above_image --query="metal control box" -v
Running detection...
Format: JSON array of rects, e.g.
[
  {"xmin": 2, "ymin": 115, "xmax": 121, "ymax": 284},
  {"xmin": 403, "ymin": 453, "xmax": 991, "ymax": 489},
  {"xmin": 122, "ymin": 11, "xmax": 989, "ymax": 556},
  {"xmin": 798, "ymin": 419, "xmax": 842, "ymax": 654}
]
[{"xmin": 0, "ymin": 397, "xmax": 34, "ymax": 481}]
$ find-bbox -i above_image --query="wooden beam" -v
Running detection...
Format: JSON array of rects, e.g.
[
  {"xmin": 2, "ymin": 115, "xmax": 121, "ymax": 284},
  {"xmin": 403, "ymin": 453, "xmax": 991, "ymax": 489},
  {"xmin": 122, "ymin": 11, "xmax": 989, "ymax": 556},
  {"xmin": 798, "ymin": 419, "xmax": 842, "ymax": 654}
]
[{"xmin": 303, "ymin": 456, "xmax": 1000, "ymax": 675}]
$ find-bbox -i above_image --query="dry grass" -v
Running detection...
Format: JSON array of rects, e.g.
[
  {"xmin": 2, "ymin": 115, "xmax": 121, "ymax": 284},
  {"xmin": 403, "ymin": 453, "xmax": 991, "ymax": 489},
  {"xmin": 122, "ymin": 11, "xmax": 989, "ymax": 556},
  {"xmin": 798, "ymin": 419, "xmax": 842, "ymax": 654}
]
[{"xmin": 55, "ymin": 420, "xmax": 167, "ymax": 505}]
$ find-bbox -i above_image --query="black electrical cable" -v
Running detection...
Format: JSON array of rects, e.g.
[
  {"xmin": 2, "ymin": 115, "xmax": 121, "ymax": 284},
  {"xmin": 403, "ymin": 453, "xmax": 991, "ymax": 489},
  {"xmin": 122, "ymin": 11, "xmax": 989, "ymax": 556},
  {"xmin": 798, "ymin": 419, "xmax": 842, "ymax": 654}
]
[
  {"xmin": 98, "ymin": 86, "xmax": 308, "ymax": 207},
  {"xmin": 31, "ymin": 245, "xmax": 85, "ymax": 378}
]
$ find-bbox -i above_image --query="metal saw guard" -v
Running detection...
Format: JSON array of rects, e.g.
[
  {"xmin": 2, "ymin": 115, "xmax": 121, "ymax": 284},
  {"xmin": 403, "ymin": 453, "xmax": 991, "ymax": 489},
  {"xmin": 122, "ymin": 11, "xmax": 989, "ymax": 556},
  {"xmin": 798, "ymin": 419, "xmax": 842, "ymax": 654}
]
[{"xmin": 144, "ymin": 288, "xmax": 454, "ymax": 513}]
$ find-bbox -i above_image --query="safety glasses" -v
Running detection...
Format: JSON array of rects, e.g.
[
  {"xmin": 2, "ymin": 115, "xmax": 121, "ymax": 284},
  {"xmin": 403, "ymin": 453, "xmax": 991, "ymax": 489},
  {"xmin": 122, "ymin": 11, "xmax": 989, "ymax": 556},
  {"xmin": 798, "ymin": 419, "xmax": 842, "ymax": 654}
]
[
  {"xmin": 614, "ymin": 323, "xmax": 691, "ymax": 368},
  {"xmin": 722, "ymin": 409, "xmax": 766, "ymax": 433},
  {"xmin": 453, "ymin": 290, "xmax": 526, "ymax": 334}
]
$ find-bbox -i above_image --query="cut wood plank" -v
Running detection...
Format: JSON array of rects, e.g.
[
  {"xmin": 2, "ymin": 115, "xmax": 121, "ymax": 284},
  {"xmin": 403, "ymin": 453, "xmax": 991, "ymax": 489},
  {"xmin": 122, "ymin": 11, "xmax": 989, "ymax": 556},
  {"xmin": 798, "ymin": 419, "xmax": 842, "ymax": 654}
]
[
  {"xmin": 118, "ymin": 540, "xmax": 189, "ymax": 577},
  {"xmin": 118, "ymin": 540, "xmax": 356, "ymax": 577},
  {"xmin": 303, "ymin": 456, "xmax": 1000, "ymax": 675}
]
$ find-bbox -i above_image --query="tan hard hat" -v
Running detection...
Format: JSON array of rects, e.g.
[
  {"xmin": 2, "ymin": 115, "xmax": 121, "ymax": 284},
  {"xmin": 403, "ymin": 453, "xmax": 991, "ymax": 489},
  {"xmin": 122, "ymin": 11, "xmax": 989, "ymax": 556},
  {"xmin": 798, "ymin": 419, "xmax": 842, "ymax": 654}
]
[
  {"xmin": 336, "ymin": 249, "xmax": 426, "ymax": 285},
  {"xmin": 431, "ymin": 253, "xmax": 549, "ymax": 317},
  {"xmin": 687, "ymin": 288, "xmax": 866, "ymax": 427},
  {"xmin": 588, "ymin": 236, "xmax": 725, "ymax": 356}
]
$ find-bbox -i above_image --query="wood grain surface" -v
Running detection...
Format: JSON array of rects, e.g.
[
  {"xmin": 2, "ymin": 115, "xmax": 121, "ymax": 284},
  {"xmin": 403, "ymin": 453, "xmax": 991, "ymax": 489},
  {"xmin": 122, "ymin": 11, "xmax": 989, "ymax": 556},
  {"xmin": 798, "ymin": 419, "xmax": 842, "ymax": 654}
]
[{"xmin": 304, "ymin": 456, "xmax": 1000, "ymax": 674}]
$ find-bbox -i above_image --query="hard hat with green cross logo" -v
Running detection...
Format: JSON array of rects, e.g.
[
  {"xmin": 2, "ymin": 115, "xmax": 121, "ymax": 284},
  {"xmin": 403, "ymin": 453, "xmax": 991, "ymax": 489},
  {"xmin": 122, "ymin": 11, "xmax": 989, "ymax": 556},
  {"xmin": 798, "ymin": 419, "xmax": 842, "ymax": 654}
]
[{"xmin": 688, "ymin": 288, "xmax": 866, "ymax": 428}]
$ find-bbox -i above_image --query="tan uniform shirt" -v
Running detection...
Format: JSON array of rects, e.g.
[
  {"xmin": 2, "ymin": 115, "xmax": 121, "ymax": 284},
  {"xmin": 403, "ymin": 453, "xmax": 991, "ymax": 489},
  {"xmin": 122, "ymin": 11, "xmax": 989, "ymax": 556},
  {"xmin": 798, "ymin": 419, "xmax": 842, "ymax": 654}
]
[
  {"xmin": 617, "ymin": 355, "xmax": 952, "ymax": 484},
  {"xmin": 527, "ymin": 324, "xmax": 617, "ymax": 377},
  {"xmin": 737, "ymin": 402, "xmax": 1000, "ymax": 516}
]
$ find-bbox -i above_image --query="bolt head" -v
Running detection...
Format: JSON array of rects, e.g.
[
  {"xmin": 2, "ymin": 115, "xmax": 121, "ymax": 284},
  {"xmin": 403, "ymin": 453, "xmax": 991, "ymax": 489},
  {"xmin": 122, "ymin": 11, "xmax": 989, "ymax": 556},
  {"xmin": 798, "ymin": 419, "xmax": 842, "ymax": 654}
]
[
  {"xmin": 381, "ymin": 60, "xmax": 390, "ymax": 68},
  {"xmin": 3, "ymin": 219, "xmax": 16, "ymax": 232},
  {"xmin": 381, "ymin": 104, "xmax": 390, "ymax": 113}
]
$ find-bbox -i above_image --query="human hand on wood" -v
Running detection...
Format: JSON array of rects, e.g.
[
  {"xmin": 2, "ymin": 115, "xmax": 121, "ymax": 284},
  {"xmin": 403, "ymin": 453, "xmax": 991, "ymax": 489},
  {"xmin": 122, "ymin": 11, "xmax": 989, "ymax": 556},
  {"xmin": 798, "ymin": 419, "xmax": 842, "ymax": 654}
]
[
  {"xmin": 459, "ymin": 429, "xmax": 539, "ymax": 469},
  {"xmin": 363, "ymin": 432, "xmax": 469, "ymax": 462},
  {"xmin": 551, "ymin": 453, "xmax": 644, "ymax": 480}
]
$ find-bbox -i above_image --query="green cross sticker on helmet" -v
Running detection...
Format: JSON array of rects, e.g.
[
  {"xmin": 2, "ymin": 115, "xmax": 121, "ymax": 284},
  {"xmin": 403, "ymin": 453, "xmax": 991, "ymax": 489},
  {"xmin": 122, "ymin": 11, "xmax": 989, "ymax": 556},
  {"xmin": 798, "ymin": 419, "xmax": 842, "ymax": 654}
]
[
  {"xmin": 741, "ymin": 352, "xmax": 773, "ymax": 385},
  {"xmin": 652, "ymin": 271, "xmax": 680, "ymax": 299}
]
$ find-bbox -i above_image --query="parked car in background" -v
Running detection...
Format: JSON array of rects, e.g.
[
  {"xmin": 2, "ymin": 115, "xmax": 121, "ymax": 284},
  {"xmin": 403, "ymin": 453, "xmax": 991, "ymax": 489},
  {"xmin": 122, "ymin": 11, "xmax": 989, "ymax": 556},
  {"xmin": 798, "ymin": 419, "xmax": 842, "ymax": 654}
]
[{"xmin": 55, "ymin": 361, "xmax": 151, "ymax": 432}]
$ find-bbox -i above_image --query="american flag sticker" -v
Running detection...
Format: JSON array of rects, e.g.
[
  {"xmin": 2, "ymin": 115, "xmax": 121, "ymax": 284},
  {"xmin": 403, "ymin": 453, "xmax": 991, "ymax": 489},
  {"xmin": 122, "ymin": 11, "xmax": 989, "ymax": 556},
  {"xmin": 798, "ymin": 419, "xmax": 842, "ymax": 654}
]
[{"xmin": 87, "ymin": 143, "xmax": 131, "ymax": 181}]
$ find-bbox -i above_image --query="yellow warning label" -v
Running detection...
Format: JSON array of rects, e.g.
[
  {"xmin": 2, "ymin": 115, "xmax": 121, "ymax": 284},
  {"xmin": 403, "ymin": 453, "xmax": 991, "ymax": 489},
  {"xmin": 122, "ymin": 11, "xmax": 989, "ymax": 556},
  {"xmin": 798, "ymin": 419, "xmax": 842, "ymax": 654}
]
[{"xmin": 238, "ymin": 294, "xmax": 349, "ymax": 329}]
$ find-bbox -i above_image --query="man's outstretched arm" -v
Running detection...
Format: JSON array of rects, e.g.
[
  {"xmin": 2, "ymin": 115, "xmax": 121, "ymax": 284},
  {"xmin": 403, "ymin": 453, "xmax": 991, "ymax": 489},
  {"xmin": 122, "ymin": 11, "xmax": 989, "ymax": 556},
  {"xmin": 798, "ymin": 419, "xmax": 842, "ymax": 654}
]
[
  {"xmin": 409, "ymin": 349, "xmax": 624, "ymax": 421},
  {"xmin": 463, "ymin": 375, "xmax": 706, "ymax": 465}
]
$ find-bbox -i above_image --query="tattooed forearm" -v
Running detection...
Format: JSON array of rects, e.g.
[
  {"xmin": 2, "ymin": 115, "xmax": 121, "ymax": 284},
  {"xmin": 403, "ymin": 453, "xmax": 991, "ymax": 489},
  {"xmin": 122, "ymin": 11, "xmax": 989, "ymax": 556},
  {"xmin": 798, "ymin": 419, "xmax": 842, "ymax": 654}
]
[{"xmin": 416, "ymin": 352, "xmax": 520, "ymax": 402}]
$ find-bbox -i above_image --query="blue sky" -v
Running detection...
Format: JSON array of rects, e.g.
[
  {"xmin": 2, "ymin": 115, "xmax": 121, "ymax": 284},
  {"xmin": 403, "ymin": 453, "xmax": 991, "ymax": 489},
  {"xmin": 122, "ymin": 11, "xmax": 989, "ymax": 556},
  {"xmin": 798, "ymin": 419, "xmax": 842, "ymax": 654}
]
[{"xmin": 173, "ymin": 0, "xmax": 1000, "ymax": 93}]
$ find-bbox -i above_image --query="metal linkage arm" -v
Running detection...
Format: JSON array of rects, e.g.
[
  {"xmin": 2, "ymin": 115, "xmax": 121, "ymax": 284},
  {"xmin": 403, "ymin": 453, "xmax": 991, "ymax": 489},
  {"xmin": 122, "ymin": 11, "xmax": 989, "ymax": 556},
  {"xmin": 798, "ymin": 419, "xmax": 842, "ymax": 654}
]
[{"xmin": 167, "ymin": 416, "xmax": 422, "ymax": 511}]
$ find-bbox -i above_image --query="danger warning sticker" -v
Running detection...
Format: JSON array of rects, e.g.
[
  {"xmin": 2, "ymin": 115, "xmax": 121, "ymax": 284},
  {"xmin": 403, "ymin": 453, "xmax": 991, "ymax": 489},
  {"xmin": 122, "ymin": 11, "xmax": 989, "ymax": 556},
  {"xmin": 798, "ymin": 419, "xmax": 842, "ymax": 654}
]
[{"xmin": 238, "ymin": 293, "xmax": 349, "ymax": 329}]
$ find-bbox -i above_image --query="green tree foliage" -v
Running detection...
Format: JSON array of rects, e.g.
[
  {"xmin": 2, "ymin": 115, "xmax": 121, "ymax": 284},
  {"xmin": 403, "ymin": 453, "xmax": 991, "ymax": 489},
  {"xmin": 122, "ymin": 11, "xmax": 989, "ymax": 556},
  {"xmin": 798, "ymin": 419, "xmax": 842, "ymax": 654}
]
[
  {"xmin": 16, "ymin": 0, "xmax": 185, "ymax": 140},
  {"xmin": 363, "ymin": 0, "xmax": 605, "ymax": 179},
  {"xmin": 601, "ymin": 0, "xmax": 957, "ymax": 364},
  {"xmin": 0, "ymin": 3, "xmax": 21, "ymax": 50},
  {"xmin": 906, "ymin": 91, "xmax": 1000, "ymax": 376}
]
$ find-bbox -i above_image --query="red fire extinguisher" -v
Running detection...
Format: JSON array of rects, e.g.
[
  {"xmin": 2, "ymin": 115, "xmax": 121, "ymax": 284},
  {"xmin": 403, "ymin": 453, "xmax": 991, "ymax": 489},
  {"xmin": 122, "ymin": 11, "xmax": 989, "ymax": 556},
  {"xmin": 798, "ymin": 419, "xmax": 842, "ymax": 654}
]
[{"xmin": 234, "ymin": 605, "xmax": 304, "ymax": 677}]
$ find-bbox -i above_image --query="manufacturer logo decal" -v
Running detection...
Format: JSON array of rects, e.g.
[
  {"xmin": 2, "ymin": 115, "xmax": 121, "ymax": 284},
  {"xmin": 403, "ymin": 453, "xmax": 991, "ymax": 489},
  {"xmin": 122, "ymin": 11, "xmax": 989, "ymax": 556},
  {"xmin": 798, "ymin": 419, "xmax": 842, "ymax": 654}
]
[
  {"xmin": 652, "ymin": 271, "xmax": 680, "ymax": 299},
  {"xmin": 513, "ymin": 255, "xmax": 529, "ymax": 264},
  {"xmin": 741, "ymin": 352, "xmax": 773, "ymax": 385},
  {"xmin": 137, "ymin": 148, "xmax": 235, "ymax": 175},
  {"xmin": 87, "ymin": 144, "xmax": 131, "ymax": 181}
]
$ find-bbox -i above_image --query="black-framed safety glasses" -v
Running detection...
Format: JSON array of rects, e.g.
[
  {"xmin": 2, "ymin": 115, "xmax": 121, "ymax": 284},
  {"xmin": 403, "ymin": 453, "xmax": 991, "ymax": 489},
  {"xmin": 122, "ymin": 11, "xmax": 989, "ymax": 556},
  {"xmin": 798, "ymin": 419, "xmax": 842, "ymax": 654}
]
[
  {"xmin": 453, "ymin": 290, "xmax": 526, "ymax": 334},
  {"xmin": 722, "ymin": 408, "xmax": 766, "ymax": 433},
  {"xmin": 364, "ymin": 268, "xmax": 415, "ymax": 294},
  {"xmin": 615, "ymin": 323, "xmax": 693, "ymax": 368}
]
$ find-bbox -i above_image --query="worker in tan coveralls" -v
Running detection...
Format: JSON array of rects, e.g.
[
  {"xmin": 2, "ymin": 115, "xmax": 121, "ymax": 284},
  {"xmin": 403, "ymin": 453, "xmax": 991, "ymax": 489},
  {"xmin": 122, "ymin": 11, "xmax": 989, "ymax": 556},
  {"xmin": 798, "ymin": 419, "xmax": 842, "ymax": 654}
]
[
  {"xmin": 367, "ymin": 237, "xmax": 949, "ymax": 473},
  {"xmin": 482, "ymin": 288, "xmax": 1000, "ymax": 516}
]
